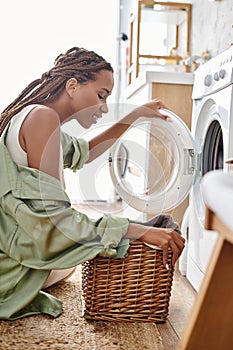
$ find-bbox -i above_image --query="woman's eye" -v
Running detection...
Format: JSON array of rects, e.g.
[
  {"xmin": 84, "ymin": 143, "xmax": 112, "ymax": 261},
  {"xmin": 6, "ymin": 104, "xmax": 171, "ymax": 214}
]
[{"xmin": 98, "ymin": 94, "xmax": 104, "ymax": 100}]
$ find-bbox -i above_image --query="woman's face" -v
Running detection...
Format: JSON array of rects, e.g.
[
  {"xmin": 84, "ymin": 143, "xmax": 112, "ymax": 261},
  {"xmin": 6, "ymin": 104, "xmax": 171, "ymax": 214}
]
[{"xmin": 71, "ymin": 69, "xmax": 114, "ymax": 129}]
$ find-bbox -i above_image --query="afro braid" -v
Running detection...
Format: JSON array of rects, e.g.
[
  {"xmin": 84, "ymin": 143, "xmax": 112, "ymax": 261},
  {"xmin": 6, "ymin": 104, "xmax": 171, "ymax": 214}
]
[{"xmin": 0, "ymin": 47, "xmax": 113, "ymax": 136}]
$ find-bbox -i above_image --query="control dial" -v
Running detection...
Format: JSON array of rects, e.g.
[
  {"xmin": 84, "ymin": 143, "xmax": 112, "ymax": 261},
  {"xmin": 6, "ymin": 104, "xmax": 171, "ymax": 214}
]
[
  {"xmin": 204, "ymin": 74, "xmax": 212, "ymax": 87},
  {"xmin": 219, "ymin": 69, "xmax": 226, "ymax": 79},
  {"xmin": 214, "ymin": 72, "xmax": 219, "ymax": 81}
]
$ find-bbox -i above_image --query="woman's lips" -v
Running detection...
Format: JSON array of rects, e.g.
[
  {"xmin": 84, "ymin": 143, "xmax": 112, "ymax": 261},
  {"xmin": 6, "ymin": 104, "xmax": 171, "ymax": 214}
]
[{"xmin": 93, "ymin": 114, "xmax": 102, "ymax": 123}]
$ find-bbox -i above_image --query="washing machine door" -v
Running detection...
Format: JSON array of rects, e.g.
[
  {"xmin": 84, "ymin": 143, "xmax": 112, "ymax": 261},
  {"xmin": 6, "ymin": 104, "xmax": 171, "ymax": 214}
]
[{"xmin": 109, "ymin": 109, "xmax": 196, "ymax": 214}]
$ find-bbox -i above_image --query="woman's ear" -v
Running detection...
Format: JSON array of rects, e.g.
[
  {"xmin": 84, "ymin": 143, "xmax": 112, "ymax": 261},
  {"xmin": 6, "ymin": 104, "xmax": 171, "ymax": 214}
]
[{"xmin": 65, "ymin": 78, "xmax": 78, "ymax": 98}]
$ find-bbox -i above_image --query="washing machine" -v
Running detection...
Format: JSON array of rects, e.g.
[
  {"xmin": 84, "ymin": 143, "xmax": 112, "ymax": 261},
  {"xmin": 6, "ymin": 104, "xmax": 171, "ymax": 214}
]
[
  {"xmin": 108, "ymin": 47, "xmax": 233, "ymax": 293},
  {"xmin": 186, "ymin": 46, "xmax": 233, "ymax": 291}
]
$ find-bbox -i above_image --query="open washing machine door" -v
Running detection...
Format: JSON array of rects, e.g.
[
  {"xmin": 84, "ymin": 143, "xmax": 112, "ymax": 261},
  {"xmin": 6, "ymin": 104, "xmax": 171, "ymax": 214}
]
[{"xmin": 109, "ymin": 109, "xmax": 196, "ymax": 214}]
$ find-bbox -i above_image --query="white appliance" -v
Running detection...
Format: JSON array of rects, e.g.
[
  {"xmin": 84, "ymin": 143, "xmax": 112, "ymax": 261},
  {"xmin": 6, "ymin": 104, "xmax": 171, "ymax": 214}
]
[
  {"xmin": 186, "ymin": 46, "xmax": 233, "ymax": 291},
  {"xmin": 109, "ymin": 47, "xmax": 233, "ymax": 293}
]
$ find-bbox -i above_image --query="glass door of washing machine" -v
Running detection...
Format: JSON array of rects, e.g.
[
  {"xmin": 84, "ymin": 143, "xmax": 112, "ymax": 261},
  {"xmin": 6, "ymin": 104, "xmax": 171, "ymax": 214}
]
[
  {"xmin": 192, "ymin": 106, "xmax": 225, "ymax": 226},
  {"xmin": 109, "ymin": 109, "xmax": 196, "ymax": 214}
]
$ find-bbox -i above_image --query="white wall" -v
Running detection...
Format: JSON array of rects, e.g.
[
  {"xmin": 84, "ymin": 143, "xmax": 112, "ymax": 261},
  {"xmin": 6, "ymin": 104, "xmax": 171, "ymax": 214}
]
[
  {"xmin": 0, "ymin": 0, "xmax": 118, "ymax": 110},
  {"xmin": 191, "ymin": 0, "xmax": 233, "ymax": 58}
]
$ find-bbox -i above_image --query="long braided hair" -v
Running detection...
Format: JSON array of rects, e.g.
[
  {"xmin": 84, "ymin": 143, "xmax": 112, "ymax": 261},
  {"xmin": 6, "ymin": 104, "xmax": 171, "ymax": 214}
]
[{"xmin": 0, "ymin": 47, "xmax": 113, "ymax": 136}]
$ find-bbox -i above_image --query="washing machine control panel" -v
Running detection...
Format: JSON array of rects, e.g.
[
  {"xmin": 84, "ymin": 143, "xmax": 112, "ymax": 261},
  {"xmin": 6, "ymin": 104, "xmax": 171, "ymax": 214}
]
[
  {"xmin": 204, "ymin": 68, "xmax": 227, "ymax": 86},
  {"xmin": 192, "ymin": 46, "xmax": 233, "ymax": 99}
]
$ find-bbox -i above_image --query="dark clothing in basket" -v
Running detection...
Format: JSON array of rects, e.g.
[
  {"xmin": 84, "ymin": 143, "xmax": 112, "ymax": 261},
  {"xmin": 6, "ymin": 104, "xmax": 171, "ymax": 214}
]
[{"xmin": 131, "ymin": 214, "xmax": 181, "ymax": 234}]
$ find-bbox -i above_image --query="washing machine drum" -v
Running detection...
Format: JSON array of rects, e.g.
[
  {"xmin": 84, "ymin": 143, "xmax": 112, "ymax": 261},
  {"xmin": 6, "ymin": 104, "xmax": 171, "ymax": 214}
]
[{"xmin": 109, "ymin": 109, "xmax": 195, "ymax": 214}]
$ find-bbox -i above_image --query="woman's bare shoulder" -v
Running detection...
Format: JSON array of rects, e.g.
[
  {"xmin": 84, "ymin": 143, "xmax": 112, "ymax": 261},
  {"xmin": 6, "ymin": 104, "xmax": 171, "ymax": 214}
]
[
  {"xmin": 20, "ymin": 105, "xmax": 61, "ymax": 178},
  {"xmin": 24, "ymin": 105, "xmax": 60, "ymax": 127},
  {"xmin": 21, "ymin": 105, "xmax": 60, "ymax": 141}
]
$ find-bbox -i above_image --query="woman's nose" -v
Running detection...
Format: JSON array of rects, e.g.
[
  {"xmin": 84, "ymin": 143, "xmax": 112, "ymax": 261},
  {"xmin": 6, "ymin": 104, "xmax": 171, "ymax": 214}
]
[{"xmin": 101, "ymin": 102, "xmax": 108, "ymax": 114}]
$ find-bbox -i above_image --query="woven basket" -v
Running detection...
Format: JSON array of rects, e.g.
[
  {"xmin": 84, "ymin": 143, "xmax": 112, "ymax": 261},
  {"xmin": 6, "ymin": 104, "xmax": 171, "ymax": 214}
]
[{"xmin": 81, "ymin": 240, "xmax": 174, "ymax": 322}]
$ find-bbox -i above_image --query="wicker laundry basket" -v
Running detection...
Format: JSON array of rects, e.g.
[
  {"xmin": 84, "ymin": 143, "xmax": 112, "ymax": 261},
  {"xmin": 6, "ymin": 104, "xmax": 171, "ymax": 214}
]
[{"xmin": 81, "ymin": 240, "xmax": 174, "ymax": 322}]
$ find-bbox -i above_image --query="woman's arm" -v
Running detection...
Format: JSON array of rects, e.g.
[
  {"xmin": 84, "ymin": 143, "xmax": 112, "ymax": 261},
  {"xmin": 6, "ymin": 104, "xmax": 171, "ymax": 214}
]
[
  {"xmin": 87, "ymin": 99, "xmax": 170, "ymax": 163},
  {"xmin": 125, "ymin": 223, "xmax": 185, "ymax": 267}
]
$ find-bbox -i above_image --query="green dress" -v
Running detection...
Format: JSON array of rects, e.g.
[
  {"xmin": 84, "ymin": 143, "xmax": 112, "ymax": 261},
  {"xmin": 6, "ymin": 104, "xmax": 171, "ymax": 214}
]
[{"xmin": 0, "ymin": 127, "xmax": 129, "ymax": 320}]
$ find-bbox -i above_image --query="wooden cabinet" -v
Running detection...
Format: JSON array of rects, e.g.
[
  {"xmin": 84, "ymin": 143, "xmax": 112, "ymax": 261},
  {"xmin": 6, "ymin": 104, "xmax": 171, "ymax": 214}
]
[
  {"xmin": 151, "ymin": 82, "xmax": 193, "ymax": 129},
  {"xmin": 178, "ymin": 208, "xmax": 233, "ymax": 350}
]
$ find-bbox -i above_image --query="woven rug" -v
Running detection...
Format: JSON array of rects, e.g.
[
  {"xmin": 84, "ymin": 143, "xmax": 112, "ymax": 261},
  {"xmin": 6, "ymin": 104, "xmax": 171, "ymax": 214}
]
[{"xmin": 0, "ymin": 267, "xmax": 164, "ymax": 350}]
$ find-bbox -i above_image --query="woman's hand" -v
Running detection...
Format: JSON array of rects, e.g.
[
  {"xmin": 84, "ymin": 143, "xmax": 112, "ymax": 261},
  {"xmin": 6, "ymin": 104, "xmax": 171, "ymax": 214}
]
[
  {"xmin": 87, "ymin": 99, "xmax": 170, "ymax": 162},
  {"xmin": 125, "ymin": 223, "xmax": 185, "ymax": 268},
  {"xmin": 134, "ymin": 99, "xmax": 171, "ymax": 121}
]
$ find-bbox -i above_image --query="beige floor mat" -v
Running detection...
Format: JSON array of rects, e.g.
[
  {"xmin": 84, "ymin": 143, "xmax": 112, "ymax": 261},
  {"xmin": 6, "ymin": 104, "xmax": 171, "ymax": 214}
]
[{"xmin": 0, "ymin": 267, "xmax": 164, "ymax": 350}]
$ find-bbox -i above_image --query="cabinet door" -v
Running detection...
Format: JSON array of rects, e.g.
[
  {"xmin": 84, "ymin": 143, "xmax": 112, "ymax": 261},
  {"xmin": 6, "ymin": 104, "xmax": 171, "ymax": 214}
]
[{"xmin": 152, "ymin": 83, "xmax": 193, "ymax": 129}]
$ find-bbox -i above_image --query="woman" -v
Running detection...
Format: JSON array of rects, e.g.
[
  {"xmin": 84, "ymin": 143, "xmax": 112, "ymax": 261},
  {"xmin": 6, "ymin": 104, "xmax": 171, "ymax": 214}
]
[{"xmin": 0, "ymin": 47, "xmax": 184, "ymax": 319}]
